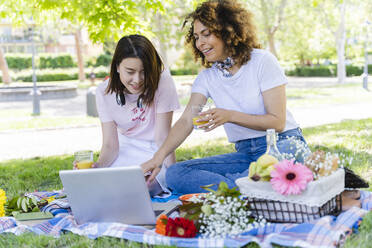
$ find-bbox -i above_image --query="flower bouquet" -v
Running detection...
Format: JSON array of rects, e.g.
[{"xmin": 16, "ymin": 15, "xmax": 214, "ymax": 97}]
[
  {"xmin": 155, "ymin": 182, "xmax": 266, "ymax": 238},
  {"xmin": 236, "ymin": 150, "xmax": 344, "ymax": 223}
]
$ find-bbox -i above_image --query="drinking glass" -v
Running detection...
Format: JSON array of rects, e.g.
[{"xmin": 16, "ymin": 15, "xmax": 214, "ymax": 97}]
[
  {"xmin": 191, "ymin": 104, "xmax": 210, "ymax": 130},
  {"xmin": 74, "ymin": 150, "xmax": 94, "ymax": 169}
]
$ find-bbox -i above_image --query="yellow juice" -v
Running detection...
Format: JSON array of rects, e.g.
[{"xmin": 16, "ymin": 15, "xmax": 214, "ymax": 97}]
[
  {"xmin": 192, "ymin": 117, "xmax": 208, "ymax": 126},
  {"xmin": 76, "ymin": 160, "xmax": 93, "ymax": 169}
]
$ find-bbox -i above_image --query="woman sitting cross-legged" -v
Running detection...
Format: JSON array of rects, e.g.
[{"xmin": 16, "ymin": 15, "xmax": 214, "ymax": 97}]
[{"xmin": 141, "ymin": 0, "xmax": 309, "ymax": 194}]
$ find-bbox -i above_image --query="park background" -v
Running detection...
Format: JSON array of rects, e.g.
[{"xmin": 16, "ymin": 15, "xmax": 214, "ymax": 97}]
[{"xmin": 0, "ymin": 0, "xmax": 371, "ymax": 247}]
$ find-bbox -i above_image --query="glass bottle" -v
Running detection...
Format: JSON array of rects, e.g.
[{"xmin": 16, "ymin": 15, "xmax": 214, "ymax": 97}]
[{"xmin": 265, "ymin": 129, "xmax": 284, "ymax": 161}]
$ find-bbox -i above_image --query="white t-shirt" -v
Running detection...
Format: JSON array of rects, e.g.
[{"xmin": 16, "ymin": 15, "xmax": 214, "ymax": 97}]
[
  {"xmin": 191, "ymin": 49, "xmax": 298, "ymax": 143},
  {"xmin": 96, "ymin": 69, "xmax": 180, "ymax": 141}
]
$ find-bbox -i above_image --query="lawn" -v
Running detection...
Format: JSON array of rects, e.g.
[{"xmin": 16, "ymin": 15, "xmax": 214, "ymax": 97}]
[{"xmin": 0, "ymin": 118, "xmax": 371, "ymax": 247}]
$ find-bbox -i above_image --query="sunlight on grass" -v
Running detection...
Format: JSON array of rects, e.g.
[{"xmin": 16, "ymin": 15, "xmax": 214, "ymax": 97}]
[
  {"xmin": 0, "ymin": 115, "xmax": 99, "ymax": 131},
  {"xmin": 287, "ymin": 84, "xmax": 372, "ymax": 107},
  {"xmin": 0, "ymin": 119, "xmax": 371, "ymax": 247}
]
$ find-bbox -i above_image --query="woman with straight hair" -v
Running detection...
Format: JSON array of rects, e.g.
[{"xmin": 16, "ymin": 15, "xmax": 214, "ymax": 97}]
[{"xmin": 86, "ymin": 34, "xmax": 180, "ymax": 196}]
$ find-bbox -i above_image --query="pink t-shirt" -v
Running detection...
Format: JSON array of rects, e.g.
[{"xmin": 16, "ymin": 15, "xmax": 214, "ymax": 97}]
[{"xmin": 95, "ymin": 69, "xmax": 180, "ymax": 141}]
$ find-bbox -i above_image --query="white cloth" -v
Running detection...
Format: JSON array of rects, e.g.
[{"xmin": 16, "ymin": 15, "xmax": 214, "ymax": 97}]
[
  {"xmin": 236, "ymin": 169, "xmax": 345, "ymax": 207},
  {"xmin": 191, "ymin": 49, "xmax": 298, "ymax": 142},
  {"xmin": 110, "ymin": 133, "xmax": 170, "ymax": 197}
]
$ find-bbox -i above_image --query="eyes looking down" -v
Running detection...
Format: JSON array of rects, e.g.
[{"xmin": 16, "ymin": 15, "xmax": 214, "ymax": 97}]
[
  {"xmin": 117, "ymin": 20, "xmax": 228, "ymax": 94},
  {"xmin": 193, "ymin": 19, "xmax": 228, "ymax": 63},
  {"xmin": 117, "ymin": 57, "xmax": 145, "ymax": 94}
]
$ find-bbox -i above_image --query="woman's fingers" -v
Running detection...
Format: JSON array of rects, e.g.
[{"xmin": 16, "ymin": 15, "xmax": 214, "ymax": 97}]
[{"xmin": 147, "ymin": 167, "xmax": 161, "ymax": 184}]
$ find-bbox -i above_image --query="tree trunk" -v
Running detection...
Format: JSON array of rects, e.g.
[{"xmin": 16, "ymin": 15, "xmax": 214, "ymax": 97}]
[
  {"xmin": 267, "ymin": 33, "xmax": 278, "ymax": 58},
  {"xmin": 336, "ymin": 1, "xmax": 346, "ymax": 84},
  {"xmin": 0, "ymin": 47, "xmax": 11, "ymax": 84},
  {"xmin": 155, "ymin": 13, "xmax": 168, "ymax": 67},
  {"xmin": 74, "ymin": 28, "xmax": 85, "ymax": 82},
  {"xmin": 336, "ymin": 39, "xmax": 346, "ymax": 84}
]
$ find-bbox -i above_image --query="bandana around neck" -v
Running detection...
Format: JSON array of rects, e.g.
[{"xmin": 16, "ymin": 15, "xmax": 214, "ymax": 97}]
[{"xmin": 214, "ymin": 57, "xmax": 235, "ymax": 77}]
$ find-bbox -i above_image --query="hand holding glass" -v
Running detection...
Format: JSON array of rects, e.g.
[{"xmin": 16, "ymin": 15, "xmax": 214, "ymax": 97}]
[
  {"xmin": 191, "ymin": 104, "xmax": 210, "ymax": 130},
  {"xmin": 74, "ymin": 150, "xmax": 94, "ymax": 169}
]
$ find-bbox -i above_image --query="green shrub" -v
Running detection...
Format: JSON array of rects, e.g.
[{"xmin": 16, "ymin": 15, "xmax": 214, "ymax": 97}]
[
  {"xmin": 170, "ymin": 68, "xmax": 198, "ymax": 75},
  {"xmin": 172, "ymin": 49, "xmax": 201, "ymax": 76},
  {"xmin": 15, "ymin": 67, "xmax": 109, "ymax": 82},
  {"xmin": 286, "ymin": 64, "xmax": 372, "ymax": 77},
  {"xmin": 39, "ymin": 54, "xmax": 75, "ymax": 69},
  {"xmin": 286, "ymin": 65, "xmax": 334, "ymax": 77},
  {"xmin": 5, "ymin": 54, "xmax": 32, "ymax": 70},
  {"xmin": 95, "ymin": 54, "xmax": 112, "ymax": 67},
  {"xmin": 346, "ymin": 65, "xmax": 363, "ymax": 76}
]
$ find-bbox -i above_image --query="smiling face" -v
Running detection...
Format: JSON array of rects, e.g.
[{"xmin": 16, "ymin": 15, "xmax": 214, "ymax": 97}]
[
  {"xmin": 193, "ymin": 20, "xmax": 228, "ymax": 63},
  {"xmin": 117, "ymin": 57, "xmax": 145, "ymax": 94}
]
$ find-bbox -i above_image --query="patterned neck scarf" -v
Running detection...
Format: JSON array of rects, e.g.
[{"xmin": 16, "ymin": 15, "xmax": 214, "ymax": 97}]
[{"xmin": 214, "ymin": 57, "xmax": 235, "ymax": 77}]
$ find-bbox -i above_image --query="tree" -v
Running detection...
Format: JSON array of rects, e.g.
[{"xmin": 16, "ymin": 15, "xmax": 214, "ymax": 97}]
[
  {"xmin": 0, "ymin": 0, "xmax": 169, "ymax": 83},
  {"xmin": 0, "ymin": 47, "xmax": 11, "ymax": 84},
  {"xmin": 244, "ymin": 0, "xmax": 288, "ymax": 58},
  {"xmin": 314, "ymin": 0, "xmax": 347, "ymax": 83}
]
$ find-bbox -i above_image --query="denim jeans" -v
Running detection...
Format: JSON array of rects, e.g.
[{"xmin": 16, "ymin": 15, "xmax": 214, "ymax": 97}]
[{"xmin": 166, "ymin": 128, "xmax": 309, "ymax": 194}]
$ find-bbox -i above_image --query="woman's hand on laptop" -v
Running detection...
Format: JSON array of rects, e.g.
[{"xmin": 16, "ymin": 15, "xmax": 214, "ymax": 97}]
[{"xmin": 141, "ymin": 158, "xmax": 163, "ymax": 185}]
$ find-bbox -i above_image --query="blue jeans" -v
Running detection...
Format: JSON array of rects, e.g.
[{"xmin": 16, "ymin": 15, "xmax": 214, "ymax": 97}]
[{"xmin": 166, "ymin": 128, "xmax": 309, "ymax": 194}]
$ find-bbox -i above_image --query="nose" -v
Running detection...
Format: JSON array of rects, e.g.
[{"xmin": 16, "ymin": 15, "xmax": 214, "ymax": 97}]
[
  {"xmin": 196, "ymin": 37, "xmax": 205, "ymax": 51},
  {"xmin": 132, "ymin": 72, "xmax": 142, "ymax": 83}
]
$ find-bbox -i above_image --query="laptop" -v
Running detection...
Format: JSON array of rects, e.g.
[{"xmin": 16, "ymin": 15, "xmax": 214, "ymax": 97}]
[{"xmin": 59, "ymin": 166, "xmax": 180, "ymax": 225}]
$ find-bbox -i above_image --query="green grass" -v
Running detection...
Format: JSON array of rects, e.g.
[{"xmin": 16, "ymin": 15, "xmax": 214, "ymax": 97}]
[
  {"xmin": 0, "ymin": 112, "xmax": 99, "ymax": 131},
  {"xmin": 0, "ymin": 119, "xmax": 371, "ymax": 247},
  {"xmin": 286, "ymin": 83, "xmax": 372, "ymax": 107}
]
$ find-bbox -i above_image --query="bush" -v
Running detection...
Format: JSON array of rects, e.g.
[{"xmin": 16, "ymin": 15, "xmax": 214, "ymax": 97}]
[
  {"xmin": 95, "ymin": 54, "xmax": 112, "ymax": 67},
  {"xmin": 170, "ymin": 68, "xmax": 198, "ymax": 75},
  {"xmin": 39, "ymin": 54, "xmax": 75, "ymax": 69},
  {"xmin": 5, "ymin": 54, "xmax": 75, "ymax": 70},
  {"xmin": 286, "ymin": 65, "xmax": 334, "ymax": 77},
  {"xmin": 346, "ymin": 65, "xmax": 363, "ymax": 76},
  {"xmin": 5, "ymin": 54, "xmax": 32, "ymax": 70},
  {"xmin": 286, "ymin": 64, "xmax": 372, "ymax": 77},
  {"xmin": 15, "ymin": 67, "xmax": 109, "ymax": 82},
  {"xmin": 172, "ymin": 49, "xmax": 201, "ymax": 76}
]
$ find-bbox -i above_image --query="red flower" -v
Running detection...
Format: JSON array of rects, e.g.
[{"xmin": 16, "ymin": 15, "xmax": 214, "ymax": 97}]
[{"xmin": 165, "ymin": 217, "xmax": 197, "ymax": 238}]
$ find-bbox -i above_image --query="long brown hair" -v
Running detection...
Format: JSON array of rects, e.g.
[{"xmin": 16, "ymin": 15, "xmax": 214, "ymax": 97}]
[
  {"xmin": 106, "ymin": 34, "xmax": 164, "ymax": 107},
  {"xmin": 183, "ymin": 0, "xmax": 261, "ymax": 67}
]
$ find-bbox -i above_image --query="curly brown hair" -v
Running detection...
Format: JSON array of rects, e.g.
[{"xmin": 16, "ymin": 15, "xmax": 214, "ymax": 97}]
[{"xmin": 184, "ymin": 0, "xmax": 261, "ymax": 67}]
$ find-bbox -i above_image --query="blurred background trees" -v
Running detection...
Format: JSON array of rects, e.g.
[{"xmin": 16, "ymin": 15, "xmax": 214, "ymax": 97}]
[{"xmin": 0, "ymin": 0, "xmax": 370, "ymax": 84}]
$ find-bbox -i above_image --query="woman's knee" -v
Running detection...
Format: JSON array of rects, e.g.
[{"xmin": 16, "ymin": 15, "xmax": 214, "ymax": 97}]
[{"xmin": 165, "ymin": 162, "xmax": 186, "ymax": 187}]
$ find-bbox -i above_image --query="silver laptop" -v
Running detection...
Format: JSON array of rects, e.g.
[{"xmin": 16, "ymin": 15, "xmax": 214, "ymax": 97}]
[{"xmin": 59, "ymin": 166, "xmax": 179, "ymax": 225}]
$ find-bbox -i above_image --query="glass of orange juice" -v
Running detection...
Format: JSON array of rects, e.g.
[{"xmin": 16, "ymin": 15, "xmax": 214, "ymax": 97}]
[
  {"xmin": 191, "ymin": 104, "xmax": 210, "ymax": 130},
  {"xmin": 74, "ymin": 150, "xmax": 94, "ymax": 169}
]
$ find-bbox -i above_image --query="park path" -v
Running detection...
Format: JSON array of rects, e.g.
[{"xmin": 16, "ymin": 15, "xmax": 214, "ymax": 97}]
[{"xmin": 0, "ymin": 76, "xmax": 371, "ymax": 161}]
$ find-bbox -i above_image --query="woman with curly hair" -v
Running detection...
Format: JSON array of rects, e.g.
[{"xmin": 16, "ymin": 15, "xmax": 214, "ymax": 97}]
[{"xmin": 141, "ymin": 0, "xmax": 308, "ymax": 194}]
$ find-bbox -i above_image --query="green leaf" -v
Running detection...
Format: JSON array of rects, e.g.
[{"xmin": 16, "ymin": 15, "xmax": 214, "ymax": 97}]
[
  {"xmin": 16, "ymin": 197, "xmax": 22, "ymax": 209},
  {"xmin": 21, "ymin": 198, "xmax": 28, "ymax": 212},
  {"xmin": 31, "ymin": 197, "xmax": 38, "ymax": 207},
  {"xmin": 200, "ymin": 184, "xmax": 216, "ymax": 193},
  {"xmin": 32, "ymin": 207, "xmax": 40, "ymax": 212}
]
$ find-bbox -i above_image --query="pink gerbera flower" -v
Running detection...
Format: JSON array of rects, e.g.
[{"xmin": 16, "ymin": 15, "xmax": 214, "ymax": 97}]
[{"xmin": 270, "ymin": 159, "xmax": 313, "ymax": 195}]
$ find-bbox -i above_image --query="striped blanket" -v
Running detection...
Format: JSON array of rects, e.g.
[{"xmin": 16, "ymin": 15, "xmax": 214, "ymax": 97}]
[{"xmin": 1, "ymin": 190, "xmax": 371, "ymax": 248}]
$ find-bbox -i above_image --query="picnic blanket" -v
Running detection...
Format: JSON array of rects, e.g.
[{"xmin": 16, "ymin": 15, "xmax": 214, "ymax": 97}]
[{"xmin": 1, "ymin": 190, "xmax": 372, "ymax": 248}]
